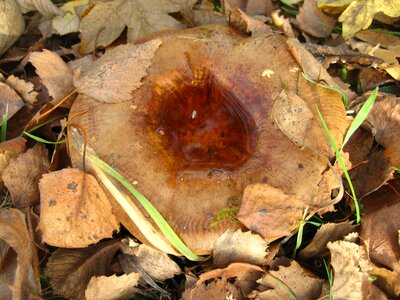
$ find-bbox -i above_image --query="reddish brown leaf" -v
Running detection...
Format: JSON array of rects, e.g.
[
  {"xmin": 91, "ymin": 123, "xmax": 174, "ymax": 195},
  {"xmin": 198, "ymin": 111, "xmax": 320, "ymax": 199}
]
[
  {"xmin": 367, "ymin": 95, "xmax": 400, "ymax": 168},
  {"xmin": 46, "ymin": 239, "xmax": 121, "ymax": 299},
  {"xmin": 2, "ymin": 143, "xmax": 50, "ymax": 208},
  {"xmin": 29, "ymin": 49, "xmax": 74, "ymax": 102},
  {"xmin": 300, "ymin": 222, "xmax": 358, "ymax": 259},
  {"xmin": 38, "ymin": 168, "xmax": 119, "ymax": 248},
  {"xmin": 229, "ymin": 8, "xmax": 273, "ymax": 36},
  {"xmin": 255, "ymin": 260, "xmax": 323, "ymax": 300},
  {"xmin": 296, "ymin": 0, "xmax": 336, "ymax": 38},
  {"xmin": 0, "ymin": 208, "xmax": 41, "ymax": 299}
]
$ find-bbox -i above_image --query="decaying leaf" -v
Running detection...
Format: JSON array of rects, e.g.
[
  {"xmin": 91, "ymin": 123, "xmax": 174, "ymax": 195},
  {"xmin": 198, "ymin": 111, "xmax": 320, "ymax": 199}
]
[
  {"xmin": 255, "ymin": 260, "xmax": 323, "ymax": 300},
  {"xmin": 46, "ymin": 239, "xmax": 121, "ymax": 299},
  {"xmin": 0, "ymin": 137, "xmax": 26, "ymax": 189},
  {"xmin": 0, "ymin": 208, "xmax": 41, "ymax": 299},
  {"xmin": 348, "ymin": 147, "xmax": 394, "ymax": 200},
  {"xmin": 79, "ymin": 0, "xmax": 191, "ymax": 54},
  {"xmin": 213, "ymin": 229, "xmax": 268, "ymax": 267},
  {"xmin": 85, "ymin": 272, "xmax": 140, "ymax": 300},
  {"xmin": 17, "ymin": 0, "xmax": 63, "ymax": 16},
  {"xmin": 5, "ymin": 75, "xmax": 38, "ymax": 105},
  {"xmin": 29, "ymin": 49, "xmax": 74, "ymax": 102},
  {"xmin": 229, "ymin": 8, "xmax": 273, "ymax": 37},
  {"xmin": 327, "ymin": 233, "xmax": 372, "ymax": 300},
  {"xmin": 52, "ymin": 0, "xmax": 89, "ymax": 36},
  {"xmin": 0, "ymin": 81, "xmax": 25, "ymax": 120},
  {"xmin": 360, "ymin": 179, "xmax": 400, "ymax": 298},
  {"xmin": 120, "ymin": 239, "xmax": 182, "ymax": 281},
  {"xmin": 0, "ymin": 0, "xmax": 25, "ymax": 56},
  {"xmin": 2, "ymin": 143, "xmax": 49, "ymax": 208},
  {"xmin": 192, "ymin": 263, "xmax": 265, "ymax": 298},
  {"xmin": 222, "ymin": 0, "xmax": 271, "ymax": 15},
  {"xmin": 367, "ymin": 95, "xmax": 400, "ymax": 168},
  {"xmin": 38, "ymin": 168, "xmax": 119, "ymax": 248},
  {"xmin": 296, "ymin": 0, "xmax": 336, "ymax": 38},
  {"xmin": 300, "ymin": 222, "xmax": 357, "ymax": 259},
  {"xmin": 75, "ymin": 40, "xmax": 162, "ymax": 103}
]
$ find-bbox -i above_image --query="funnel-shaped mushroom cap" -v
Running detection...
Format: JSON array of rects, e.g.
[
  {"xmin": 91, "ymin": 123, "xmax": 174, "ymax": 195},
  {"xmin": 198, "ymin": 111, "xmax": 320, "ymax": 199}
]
[{"xmin": 69, "ymin": 25, "xmax": 347, "ymax": 254}]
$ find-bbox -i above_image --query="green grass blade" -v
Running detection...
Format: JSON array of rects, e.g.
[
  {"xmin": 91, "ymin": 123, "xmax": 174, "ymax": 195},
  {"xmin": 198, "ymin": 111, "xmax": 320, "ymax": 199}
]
[
  {"xmin": 342, "ymin": 87, "xmax": 378, "ymax": 148},
  {"xmin": 323, "ymin": 259, "xmax": 334, "ymax": 300},
  {"xmin": 87, "ymin": 154, "xmax": 204, "ymax": 262},
  {"xmin": 317, "ymin": 109, "xmax": 361, "ymax": 224},
  {"xmin": 302, "ymin": 73, "xmax": 348, "ymax": 106},
  {"xmin": 23, "ymin": 131, "xmax": 66, "ymax": 145},
  {"xmin": 1, "ymin": 114, "xmax": 7, "ymax": 142}
]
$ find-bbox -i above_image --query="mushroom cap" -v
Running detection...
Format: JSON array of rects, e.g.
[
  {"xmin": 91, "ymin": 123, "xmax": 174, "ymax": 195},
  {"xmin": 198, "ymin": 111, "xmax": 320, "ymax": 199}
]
[{"xmin": 68, "ymin": 25, "xmax": 347, "ymax": 254}]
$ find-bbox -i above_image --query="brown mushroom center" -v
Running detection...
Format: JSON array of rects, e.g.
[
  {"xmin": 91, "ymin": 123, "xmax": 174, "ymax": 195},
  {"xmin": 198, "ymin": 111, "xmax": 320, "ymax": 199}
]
[{"xmin": 157, "ymin": 73, "xmax": 257, "ymax": 172}]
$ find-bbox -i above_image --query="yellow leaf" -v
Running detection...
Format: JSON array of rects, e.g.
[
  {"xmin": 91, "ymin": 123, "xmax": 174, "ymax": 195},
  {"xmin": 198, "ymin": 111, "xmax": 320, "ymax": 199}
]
[{"xmin": 319, "ymin": 0, "xmax": 400, "ymax": 39}]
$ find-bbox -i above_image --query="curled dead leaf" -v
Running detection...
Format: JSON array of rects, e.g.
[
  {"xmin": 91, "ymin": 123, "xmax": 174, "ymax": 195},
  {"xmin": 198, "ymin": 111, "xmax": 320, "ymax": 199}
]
[
  {"xmin": 46, "ymin": 239, "xmax": 121, "ymax": 299},
  {"xmin": 2, "ymin": 143, "xmax": 50, "ymax": 208},
  {"xmin": 38, "ymin": 168, "xmax": 119, "ymax": 248}
]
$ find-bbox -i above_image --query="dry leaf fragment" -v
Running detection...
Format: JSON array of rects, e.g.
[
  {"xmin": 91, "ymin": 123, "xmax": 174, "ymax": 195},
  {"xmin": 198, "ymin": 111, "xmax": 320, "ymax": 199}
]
[
  {"xmin": 0, "ymin": 137, "xmax": 27, "ymax": 189},
  {"xmin": 213, "ymin": 229, "xmax": 268, "ymax": 267},
  {"xmin": 0, "ymin": 81, "xmax": 25, "ymax": 120},
  {"xmin": 46, "ymin": 239, "xmax": 122, "ymax": 299},
  {"xmin": 296, "ymin": 0, "xmax": 336, "ymax": 38},
  {"xmin": 0, "ymin": 208, "xmax": 41, "ymax": 299},
  {"xmin": 29, "ymin": 49, "xmax": 74, "ymax": 102},
  {"xmin": 222, "ymin": 0, "xmax": 271, "ymax": 15},
  {"xmin": 256, "ymin": 260, "xmax": 323, "ymax": 300},
  {"xmin": 85, "ymin": 272, "xmax": 140, "ymax": 300},
  {"xmin": 299, "ymin": 222, "xmax": 357, "ymax": 259},
  {"xmin": 17, "ymin": 0, "xmax": 63, "ymax": 16},
  {"xmin": 327, "ymin": 234, "xmax": 372, "ymax": 300},
  {"xmin": 38, "ymin": 168, "xmax": 119, "ymax": 248},
  {"xmin": 52, "ymin": 0, "xmax": 89, "ymax": 36},
  {"xmin": 79, "ymin": 0, "xmax": 190, "ymax": 54},
  {"xmin": 367, "ymin": 95, "xmax": 400, "ymax": 168},
  {"xmin": 120, "ymin": 239, "xmax": 182, "ymax": 281},
  {"xmin": 5, "ymin": 75, "xmax": 38, "ymax": 105},
  {"xmin": 75, "ymin": 39, "xmax": 162, "ymax": 103},
  {"xmin": 2, "ymin": 143, "xmax": 49, "ymax": 208},
  {"xmin": 0, "ymin": 0, "xmax": 25, "ymax": 56},
  {"xmin": 229, "ymin": 8, "xmax": 273, "ymax": 36}
]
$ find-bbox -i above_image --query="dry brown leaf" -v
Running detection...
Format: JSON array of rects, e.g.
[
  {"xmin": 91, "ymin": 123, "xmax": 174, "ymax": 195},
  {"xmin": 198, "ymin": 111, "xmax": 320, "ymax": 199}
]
[
  {"xmin": 271, "ymin": 9, "xmax": 295, "ymax": 38},
  {"xmin": 299, "ymin": 222, "xmax": 357, "ymax": 259},
  {"xmin": 181, "ymin": 6, "xmax": 226, "ymax": 27},
  {"xmin": 0, "ymin": 137, "xmax": 26, "ymax": 189},
  {"xmin": 194, "ymin": 262, "xmax": 265, "ymax": 297},
  {"xmin": 190, "ymin": 278, "xmax": 241, "ymax": 300},
  {"xmin": 213, "ymin": 229, "xmax": 268, "ymax": 267},
  {"xmin": 355, "ymin": 30, "xmax": 400, "ymax": 50},
  {"xmin": 256, "ymin": 260, "xmax": 323, "ymax": 300},
  {"xmin": 120, "ymin": 239, "xmax": 182, "ymax": 281},
  {"xmin": 75, "ymin": 40, "xmax": 162, "ymax": 103},
  {"xmin": 371, "ymin": 265, "xmax": 400, "ymax": 298},
  {"xmin": 2, "ymin": 143, "xmax": 49, "ymax": 208},
  {"xmin": 5, "ymin": 75, "xmax": 38, "ymax": 105},
  {"xmin": 79, "ymin": 0, "xmax": 190, "ymax": 54},
  {"xmin": 222, "ymin": 0, "xmax": 271, "ymax": 15},
  {"xmin": 229, "ymin": 8, "xmax": 273, "ymax": 37},
  {"xmin": 38, "ymin": 168, "xmax": 119, "ymax": 248},
  {"xmin": 29, "ymin": 49, "xmax": 74, "ymax": 102},
  {"xmin": 361, "ymin": 180, "xmax": 400, "ymax": 286},
  {"xmin": 367, "ymin": 95, "xmax": 400, "ymax": 168},
  {"xmin": 238, "ymin": 184, "xmax": 309, "ymax": 242},
  {"xmin": 17, "ymin": 0, "xmax": 63, "ymax": 16},
  {"xmin": 46, "ymin": 239, "xmax": 121, "ymax": 299},
  {"xmin": 0, "ymin": 81, "xmax": 25, "ymax": 120},
  {"xmin": 348, "ymin": 147, "xmax": 394, "ymax": 200},
  {"xmin": 0, "ymin": 0, "xmax": 25, "ymax": 56},
  {"xmin": 343, "ymin": 127, "xmax": 374, "ymax": 167},
  {"xmin": 296, "ymin": 0, "xmax": 336, "ymax": 38},
  {"xmin": 327, "ymin": 234, "xmax": 371, "ymax": 300},
  {"xmin": 85, "ymin": 272, "xmax": 140, "ymax": 300},
  {"xmin": 0, "ymin": 208, "xmax": 41, "ymax": 299}
]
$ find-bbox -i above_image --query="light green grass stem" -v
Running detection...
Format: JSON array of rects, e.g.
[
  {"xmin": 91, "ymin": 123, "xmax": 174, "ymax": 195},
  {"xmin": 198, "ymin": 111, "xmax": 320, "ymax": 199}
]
[
  {"xmin": 23, "ymin": 131, "xmax": 66, "ymax": 145},
  {"xmin": 87, "ymin": 154, "xmax": 204, "ymax": 261},
  {"xmin": 317, "ymin": 109, "xmax": 361, "ymax": 224}
]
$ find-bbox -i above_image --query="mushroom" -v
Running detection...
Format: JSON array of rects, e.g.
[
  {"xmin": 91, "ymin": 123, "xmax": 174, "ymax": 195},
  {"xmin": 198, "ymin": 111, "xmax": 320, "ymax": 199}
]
[{"xmin": 68, "ymin": 25, "xmax": 347, "ymax": 255}]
